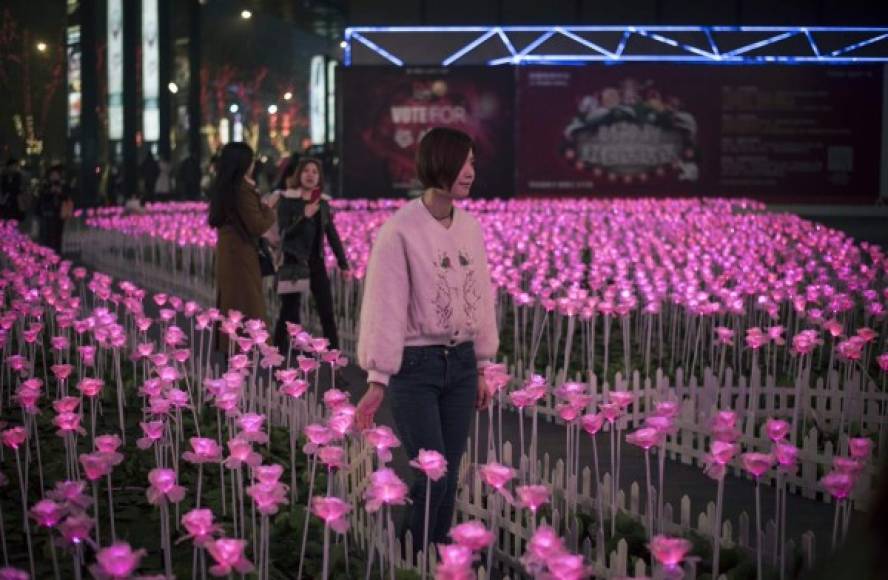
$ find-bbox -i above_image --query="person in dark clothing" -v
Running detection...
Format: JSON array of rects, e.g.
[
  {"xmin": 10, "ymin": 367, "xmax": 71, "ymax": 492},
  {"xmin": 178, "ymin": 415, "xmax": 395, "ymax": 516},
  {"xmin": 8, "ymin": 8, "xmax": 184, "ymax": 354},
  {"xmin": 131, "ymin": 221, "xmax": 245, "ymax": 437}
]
[
  {"xmin": 176, "ymin": 155, "xmax": 201, "ymax": 199},
  {"xmin": 0, "ymin": 157, "xmax": 25, "ymax": 222},
  {"xmin": 268, "ymin": 157, "xmax": 349, "ymax": 352},
  {"xmin": 140, "ymin": 151, "xmax": 160, "ymax": 200},
  {"xmin": 37, "ymin": 164, "xmax": 73, "ymax": 253}
]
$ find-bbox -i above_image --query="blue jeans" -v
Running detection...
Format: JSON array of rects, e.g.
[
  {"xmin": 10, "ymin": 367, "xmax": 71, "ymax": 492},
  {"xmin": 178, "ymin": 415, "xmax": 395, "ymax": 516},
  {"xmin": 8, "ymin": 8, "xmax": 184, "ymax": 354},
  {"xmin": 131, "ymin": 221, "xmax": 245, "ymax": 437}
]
[{"xmin": 388, "ymin": 341, "xmax": 477, "ymax": 547}]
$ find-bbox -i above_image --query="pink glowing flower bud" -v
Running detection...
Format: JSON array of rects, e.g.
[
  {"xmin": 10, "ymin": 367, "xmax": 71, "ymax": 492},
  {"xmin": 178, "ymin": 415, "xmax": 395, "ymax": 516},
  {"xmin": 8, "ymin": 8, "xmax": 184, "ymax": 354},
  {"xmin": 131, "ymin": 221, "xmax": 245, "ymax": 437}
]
[
  {"xmin": 1, "ymin": 427, "xmax": 27, "ymax": 450},
  {"xmin": 253, "ymin": 464, "xmax": 284, "ymax": 485},
  {"xmin": 649, "ymin": 535, "xmax": 692, "ymax": 570},
  {"xmin": 53, "ymin": 412, "xmax": 85, "ymax": 437},
  {"xmin": 598, "ymin": 402, "xmax": 622, "ymax": 424},
  {"xmin": 740, "ymin": 452, "xmax": 774, "ymax": 479},
  {"xmin": 644, "ymin": 414, "xmax": 675, "ymax": 436},
  {"xmin": 303, "ymin": 423, "xmax": 333, "ymax": 455},
  {"xmin": 279, "ymin": 378, "xmax": 309, "ymax": 399},
  {"xmin": 79, "ymin": 345, "xmax": 96, "ymax": 366},
  {"xmin": 7, "ymin": 355, "xmax": 29, "ymax": 374},
  {"xmin": 146, "ymin": 468, "xmax": 186, "ymax": 505},
  {"xmin": 556, "ymin": 403, "xmax": 581, "ymax": 423},
  {"xmin": 709, "ymin": 440, "xmax": 739, "ymax": 465},
  {"xmin": 246, "ymin": 481, "xmax": 289, "ymax": 515},
  {"xmin": 821, "ymin": 471, "xmax": 854, "ymax": 500},
  {"xmin": 0, "ymin": 566, "xmax": 29, "ymax": 580},
  {"xmin": 848, "ymin": 437, "xmax": 873, "ymax": 461},
  {"xmin": 327, "ymin": 406, "xmax": 356, "ymax": 438},
  {"xmin": 236, "ymin": 413, "xmax": 268, "ymax": 444},
  {"xmin": 516, "ymin": 484, "xmax": 550, "ymax": 513},
  {"xmin": 479, "ymin": 462, "xmax": 515, "ymax": 490},
  {"xmin": 710, "ymin": 411, "xmax": 739, "ymax": 442},
  {"xmin": 745, "ymin": 327, "xmax": 768, "ymax": 350},
  {"xmin": 773, "ymin": 443, "xmax": 799, "ymax": 471},
  {"xmin": 626, "ymin": 427, "xmax": 665, "ymax": 451},
  {"xmin": 59, "ymin": 513, "xmax": 94, "ymax": 545},
  {"xmin": 308, "ymin": 337, "xmax": 329, "ymax": 353},
  {"xmin": 855, "ymin": 327, "xmax": 877, "ymax": 343},
  {"xmin": 30, "ymin": 499, "xmax": 64, "ymax": 528},
  {"xmin": 523, "ymin": 525, "xmax": 566, "ymax": 568},
  {"xmin": 546, "ymin": 553, "xmax": 590, "ymax": 580},
  {"xmin": 836, "ymin": 337, "xmax": 865, "ymax": 361},
  {"xmin": 53, "ymin": 396, "xmax": 80, "ymax": 413},
  {"xmin": 832, "ymin": 457, "xmax": 864, "ymax": 479},
  {"xmin": 436, "ymin": 544, "xmax": 476, "ymax": 580},
  {"xmin": 183, "ymin": 437, "xmax": 223, "ymax": 464},
  {"xmin": 580, "ymin": 413, "xmax": 605, "ymax": 436},
  {"xmin": 364, "ymin": 426, "xmax": 401, "ymax": 464},
  {"xmin": 364, "ymin": 468, "xmax": 409, "ymax": 512},
  {"xmin": 714, "ymin": 326, "xmax": 734, "ymax": 346},
  {"xmin": 764, "ymin": 418, "xmax": 790, "ymax": 442},
  {"xmin": 224, "ymin": 438, "xmax": 262, "ymax": 470},
  {"xmin": 80, "ymin": 452, "xmax": 112, "ymax": 481},
  {"xmin": 483, "ymin": 364, "xmax": 511, "ymax": 394},
  {"xmin": 318, "ymin": 446, "xmax": 347, "ymax": 470},
  {"xmin": 51, "ymin": 336, "xmax": 70, "ymax": 351},
  {"xmin": 767, "ymin": 325, "xmax": 785, "ymax": 345},
  {"xmin": 311, "ymin": 496, "xmax": 351, "ymax": 534},
  {"xmin": 77, "ymin": 377, "xmax": 104, "ymax": 398},
  {"xmin": 206, "ymin": 538, "xmax": 254, "ymax": 577},
  {"xmin": 323, "ymin": 388, "xmax": 350, "ymax": 410},
  {"xmin": 509, "ymin": 388, "xmax": 538, "ymax": 408},
  {"xmin": 136, "ymin": 421, "xmax": 165, "ymax": 450},
  {"xmin": 877, "ymin": 352, "xmax": 888, "ymax": 372},
  {"xmin": 654, "ymin": 400, "xmax": 680, "ymax": 418},
  {"xmin": 91, "ymin": 542, "xmax": 146, "ymax": 579},
  {"xmin": 49, "ymin": 480, "xmax": 92, "ymax": 510},
  {"xmin": 297, "ymin": 355, "xmax": 319, "ymax": 374},
  {"xmin": 51, "ymin": 363, "xmax": 74, "ymax": 381},
  {"xmin": 181, "ymin": 508, "xmax": 222, "ymax": 546},
  {"xmin": 608, "ymin": 391, "xmax": 634, "ymax": 409},
  {"xmin": 449, "ymin": 521, "xmax": 494, "ymax": 551},
  {"xmin": 409, "ymin": 449, "xmax": 447, "ymax": 481}
]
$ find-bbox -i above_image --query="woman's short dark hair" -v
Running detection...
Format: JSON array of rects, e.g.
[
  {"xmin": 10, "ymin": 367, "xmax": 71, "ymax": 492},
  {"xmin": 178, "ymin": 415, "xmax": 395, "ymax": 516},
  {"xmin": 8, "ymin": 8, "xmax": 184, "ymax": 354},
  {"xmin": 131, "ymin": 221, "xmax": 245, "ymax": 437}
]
[
  {"xmin": 208, "ymin": 142, "xmax": 254, "ymax": 231},
  {"xmin": 293, "ymin": 157, "xmax": 324, "ymax": 192},
  {"xmin": 416, "ymin": 127, "xmax": 473, "ymax": 191}
]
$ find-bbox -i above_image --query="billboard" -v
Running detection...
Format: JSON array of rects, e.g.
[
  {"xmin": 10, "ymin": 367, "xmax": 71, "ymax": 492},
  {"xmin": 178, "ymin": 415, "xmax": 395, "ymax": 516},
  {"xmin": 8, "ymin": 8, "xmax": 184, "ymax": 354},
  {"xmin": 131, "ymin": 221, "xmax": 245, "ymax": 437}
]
[
  {"xmin": 516, "ymin": 65, "xmax": 883, "ymax": 202},
  {"xmin": 66, "ymin": 25, "xmax": 81, "ymax": 136},
  {"xmin": 341, "ymin": 66, "xmax": 514, "ymax": 198},
  {"xmin": 142, "ymin": 0, "xmax": 160, "ymax": 142},
  {"xmin": 107, "ymin": 0, "xmax": 123, "ymax": 140}
]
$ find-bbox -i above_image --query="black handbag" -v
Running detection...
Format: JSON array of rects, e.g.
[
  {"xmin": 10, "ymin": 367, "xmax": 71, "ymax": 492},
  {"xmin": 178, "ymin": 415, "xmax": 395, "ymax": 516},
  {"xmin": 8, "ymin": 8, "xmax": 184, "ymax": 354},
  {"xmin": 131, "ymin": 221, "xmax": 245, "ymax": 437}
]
[{"xmin": 257, "ymin": 238, "xmax": 276, "ymax": 277}]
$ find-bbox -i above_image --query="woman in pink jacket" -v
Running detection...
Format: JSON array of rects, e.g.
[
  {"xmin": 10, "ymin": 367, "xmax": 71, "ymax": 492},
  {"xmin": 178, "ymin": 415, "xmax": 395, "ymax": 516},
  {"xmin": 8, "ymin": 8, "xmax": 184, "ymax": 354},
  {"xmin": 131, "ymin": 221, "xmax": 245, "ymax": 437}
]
[{"xmin": 355, "ymin": 127, "xmax": 499, "ymax": 548}]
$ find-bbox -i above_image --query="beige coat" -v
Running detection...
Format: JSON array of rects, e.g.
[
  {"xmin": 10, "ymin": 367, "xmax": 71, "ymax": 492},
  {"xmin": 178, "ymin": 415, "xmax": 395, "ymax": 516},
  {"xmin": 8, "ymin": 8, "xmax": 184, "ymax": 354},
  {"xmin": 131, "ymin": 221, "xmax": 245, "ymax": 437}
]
[{"xmin": 215, "ymin": 183, "xmax": 275, "ymax": 347}]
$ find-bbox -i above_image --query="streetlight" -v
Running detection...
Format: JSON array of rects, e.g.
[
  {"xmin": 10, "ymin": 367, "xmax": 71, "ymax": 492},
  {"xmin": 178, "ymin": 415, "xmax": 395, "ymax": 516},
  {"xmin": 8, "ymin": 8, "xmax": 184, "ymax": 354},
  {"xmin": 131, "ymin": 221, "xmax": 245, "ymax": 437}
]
[
  {"xmin": 168, "ymin": 82, "xmax": 179, "ymax": 94},
  {"xmin": 339, "ymin": 40, "xmax": 347, "ymax": 49},
  {"xmin": 283, "ymin": 91, "xmax": 293, "ymax": 101},
  {"xmin": 229, "ymin": 103, "xmax": 239, "ymax": 114},
  {"xmin": 267, "ymin": 104, "xmax": 278, "ymax": 115},
  {"xmin": 240, "ymin": 9, "xmax": 252, "ymax": 19},
  {"xmin": 36, "ymin": 41, "xmax": 47, "ymax": 53}
]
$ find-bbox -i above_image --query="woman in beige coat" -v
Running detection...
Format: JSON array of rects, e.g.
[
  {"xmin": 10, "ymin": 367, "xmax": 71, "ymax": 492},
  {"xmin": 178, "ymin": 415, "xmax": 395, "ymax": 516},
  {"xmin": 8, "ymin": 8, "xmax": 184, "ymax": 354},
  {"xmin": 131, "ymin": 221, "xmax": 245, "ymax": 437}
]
[{"xmin": 208, "ymin": 142, "xmax": 275, "ymax": 349}]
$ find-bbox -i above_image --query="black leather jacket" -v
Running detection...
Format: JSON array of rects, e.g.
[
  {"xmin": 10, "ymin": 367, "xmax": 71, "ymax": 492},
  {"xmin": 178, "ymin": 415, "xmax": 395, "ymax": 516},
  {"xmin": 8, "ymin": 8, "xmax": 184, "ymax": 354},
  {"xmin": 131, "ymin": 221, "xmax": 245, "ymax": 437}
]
[{"xmin": 277, "ymin": 196, "xmax": 348, "ymax": 281}]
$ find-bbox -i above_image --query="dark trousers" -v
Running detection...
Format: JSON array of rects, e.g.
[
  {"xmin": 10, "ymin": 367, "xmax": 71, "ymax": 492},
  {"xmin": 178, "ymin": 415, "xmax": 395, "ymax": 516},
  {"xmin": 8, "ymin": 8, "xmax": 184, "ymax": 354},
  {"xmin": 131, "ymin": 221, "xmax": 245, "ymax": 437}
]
[
  {"xmin": 273, "ymin": 264, "xmax": 339, "ymax": 351},
  {"xmin": 388, "ymin": 342, "xmax": 477, "ymax": 547},
  {"xmin": 40, "ymin": 218, "xmax": 64, "ymax": 253}
]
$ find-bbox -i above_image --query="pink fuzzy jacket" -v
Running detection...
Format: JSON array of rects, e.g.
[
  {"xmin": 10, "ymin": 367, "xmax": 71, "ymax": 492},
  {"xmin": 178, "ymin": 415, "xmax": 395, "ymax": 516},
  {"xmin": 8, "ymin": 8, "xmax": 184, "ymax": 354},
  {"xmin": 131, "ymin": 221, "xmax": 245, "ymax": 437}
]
[{"xmin": 357, "ymin": 198, "xmax": 499, "ymax": 386}]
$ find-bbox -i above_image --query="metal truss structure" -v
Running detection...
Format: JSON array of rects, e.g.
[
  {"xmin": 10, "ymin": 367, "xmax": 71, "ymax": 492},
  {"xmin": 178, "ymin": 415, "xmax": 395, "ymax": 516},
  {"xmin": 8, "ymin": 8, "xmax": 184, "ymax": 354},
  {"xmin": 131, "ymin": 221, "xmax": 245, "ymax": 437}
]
[{"xmin": 344, "ymin": 26, "xmax": 888, "ymax": 66}]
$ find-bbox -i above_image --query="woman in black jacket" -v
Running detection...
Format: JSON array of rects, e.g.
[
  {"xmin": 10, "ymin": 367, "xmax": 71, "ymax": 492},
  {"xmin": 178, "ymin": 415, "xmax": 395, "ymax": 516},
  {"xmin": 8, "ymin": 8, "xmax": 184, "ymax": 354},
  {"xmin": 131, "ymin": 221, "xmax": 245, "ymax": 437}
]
[{"xmin": 271, "ymin": 157, "xmax": 349, "ymax": 351}]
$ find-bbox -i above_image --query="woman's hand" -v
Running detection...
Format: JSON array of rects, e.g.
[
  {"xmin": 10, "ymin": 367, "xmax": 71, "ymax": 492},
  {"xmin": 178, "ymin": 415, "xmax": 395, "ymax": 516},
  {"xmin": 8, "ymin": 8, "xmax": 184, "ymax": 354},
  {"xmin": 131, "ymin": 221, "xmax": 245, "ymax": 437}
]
[
  {"xmin": 355, "ymin": 382, "xmax": 386, "ymax": 430},
  {"xmin": 476, "ymin": 374, "xmax": 492, "ymax": 410}
]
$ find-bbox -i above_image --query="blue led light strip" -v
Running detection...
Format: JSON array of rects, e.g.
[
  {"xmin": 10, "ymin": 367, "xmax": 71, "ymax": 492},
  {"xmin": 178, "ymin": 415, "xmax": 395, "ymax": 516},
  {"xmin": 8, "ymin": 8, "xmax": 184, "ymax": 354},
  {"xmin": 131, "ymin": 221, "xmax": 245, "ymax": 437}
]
[
  {"xmin": 344, "ymin": 26, "xmax": 888, "ymax": 65},
  {"xmin": 350, "ymin": 32, "xmax": 404, "ymax": 66}
]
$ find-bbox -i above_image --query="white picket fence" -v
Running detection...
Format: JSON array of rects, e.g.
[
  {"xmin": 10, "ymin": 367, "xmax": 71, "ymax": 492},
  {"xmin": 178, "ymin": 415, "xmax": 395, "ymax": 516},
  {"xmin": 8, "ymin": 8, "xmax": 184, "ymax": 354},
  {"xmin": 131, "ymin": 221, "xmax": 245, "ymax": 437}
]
[{"xmin": 69, "ymin": 225, "xmax": 883, "ymax": 512}]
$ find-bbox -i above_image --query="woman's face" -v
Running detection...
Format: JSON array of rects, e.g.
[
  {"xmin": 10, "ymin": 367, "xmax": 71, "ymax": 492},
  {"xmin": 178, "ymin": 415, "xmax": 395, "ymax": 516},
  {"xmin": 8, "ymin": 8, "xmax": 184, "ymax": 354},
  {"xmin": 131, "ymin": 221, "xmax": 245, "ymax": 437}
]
[
  {"xmin": 448, "ymin": 150, "xmax": 475, "ymax": 198},
  {"xmin": 299, "ymin": 163, "xmax": 320, "ymax": 190}
]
